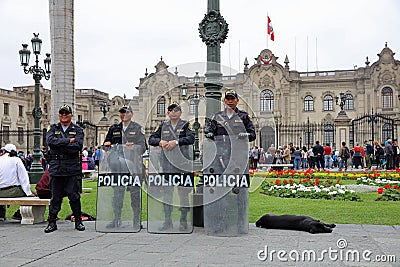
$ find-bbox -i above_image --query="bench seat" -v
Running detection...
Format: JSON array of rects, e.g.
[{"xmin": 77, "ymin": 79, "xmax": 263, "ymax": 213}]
[{"xmin": 0, "ymin": 197, "xmax": 50, "ymax": 225}]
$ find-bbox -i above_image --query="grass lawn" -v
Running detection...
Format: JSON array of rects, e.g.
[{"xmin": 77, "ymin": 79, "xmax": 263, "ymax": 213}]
[{"xmin": 4, "ymin": 178, "xmax": 399, "ymax": 225}]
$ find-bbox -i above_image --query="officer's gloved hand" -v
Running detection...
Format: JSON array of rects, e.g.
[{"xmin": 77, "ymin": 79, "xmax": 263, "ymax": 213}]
[
  {"xmin": 238, "ymin": 132, "xmax": 250, "ymax": 139},
  {"xmin": 205, "ymin": 132, "xmax": 214, "ymax": 139}
]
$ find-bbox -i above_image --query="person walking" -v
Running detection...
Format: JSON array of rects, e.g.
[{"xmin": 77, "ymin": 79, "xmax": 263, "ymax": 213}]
[{"xmin": 44, "ymin": 104, "xmax": 85, "ymax": 233}]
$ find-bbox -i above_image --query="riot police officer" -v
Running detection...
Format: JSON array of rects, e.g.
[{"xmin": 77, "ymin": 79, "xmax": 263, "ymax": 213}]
[
  {"xmin": 148, "ymin": 102, "xmax": 195, "ymax": 231},
  {"xmin": 205, "ymin": 89, "xmax": 256, "ymax": 234},
  {"xmin": 45, "ymin": 104, "xmax": 85, "ymax": 233},
  {"xmin": 104, "ymin": 105, "xmax": 146, "ymax": 229}
]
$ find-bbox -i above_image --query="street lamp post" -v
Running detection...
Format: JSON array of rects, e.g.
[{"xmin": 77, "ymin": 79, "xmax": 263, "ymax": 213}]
[
  {"xmin": 181, "ymin": 72, "xmax": 203, "ymax": 170},
  {"xmin": 19, "ymin": 33, "xmax": 51, "ymax": 183}
]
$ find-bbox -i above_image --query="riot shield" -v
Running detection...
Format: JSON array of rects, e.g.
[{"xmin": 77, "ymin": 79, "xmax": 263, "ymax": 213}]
[
  {"xmin": 147, "ymin": 145, "xmax": 194, "ymax": 234},
  {"xmin": 203, "ymin": 134, "xmax": 250, "ymax": 237},
  {"xmin": 95, "ymin": 144, "xmax": 144, "ymax": 233}
]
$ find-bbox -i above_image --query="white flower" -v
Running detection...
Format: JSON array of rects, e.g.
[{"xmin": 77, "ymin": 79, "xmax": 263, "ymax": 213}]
[
  {"xmin": 292, "ymin": 190, "xmax": 297, "ymax": 194},
  {"xmin": 338, "ymin": 189, "xmax": 346, "ymax": 194},
  {"xmin": 328, "ymin": 191, "xmax": 337, "ymax": 195}
]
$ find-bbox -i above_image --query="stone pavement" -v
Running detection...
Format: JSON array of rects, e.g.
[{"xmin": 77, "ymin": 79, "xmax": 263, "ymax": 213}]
[{"xmin": 0, "ymin": 220, "xmax": 399, "ymax": 267}]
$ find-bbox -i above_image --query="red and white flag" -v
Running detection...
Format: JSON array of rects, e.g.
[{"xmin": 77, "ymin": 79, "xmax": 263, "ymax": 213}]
[{"xmin": 267, "ymin": 16, "xmax": 274, "ymax": 41}]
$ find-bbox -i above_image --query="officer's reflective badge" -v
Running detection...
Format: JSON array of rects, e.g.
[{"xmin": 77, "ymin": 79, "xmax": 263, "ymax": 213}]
[
  {"xmin": 113, "ymin": 132, "xmax": 121, "ymax": 135},
  {"xmin": 55, "ymin": 131, "xmax": 61, "ymax": 134},
  {"xmin": 224, "ymin": 121, "xmax": 229, "ymax": 126},
  {"xmin": 141, "ymin": 128, "xmax": 145, "ymax": 135},
  {"xmin": 154, "ymin": 125, "xmax": 159, "ymax": 132},
  {"xmin": 188, "ymin": 123, "xmax": 194, "ymax": 131},
  {"xmin": 177, "ymin": 129, "xmax": 184, "ymax": 132},
  {"xmin": 47, "ymin": 125, "xmax": 51, "ymax": 131},
  {"xmin": 129, "ymin": 131, "xmax": 136, "ymax": 135},
  {"xmin": 69, "ymin": 132, "xmax": 76, "ymax": 135},
  {"xmin": 235, "ymin": 120, "xmax": 242, "ymax": 123},
  {"xmin": 163, "ymin": 130, "xmax": 170, "ymax": 134}
]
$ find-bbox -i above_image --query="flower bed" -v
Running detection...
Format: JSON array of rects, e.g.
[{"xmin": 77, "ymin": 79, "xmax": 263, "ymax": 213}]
[
  {"xmin": 260, "ymin": 179, "xmax": 361, "ymax": 201},
  {"xmin": 377, "ymin": 185, "xmax": 400, "ymax": 201}
]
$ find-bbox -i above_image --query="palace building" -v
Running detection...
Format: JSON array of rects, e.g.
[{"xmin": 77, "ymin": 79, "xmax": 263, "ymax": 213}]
[{"xmin": 1, "ymin": 45, "xmax": 399, "ymax": 152}]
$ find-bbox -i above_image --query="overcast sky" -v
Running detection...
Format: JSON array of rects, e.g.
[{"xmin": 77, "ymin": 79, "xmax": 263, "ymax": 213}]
[{"xmin": 1, "ymin": 0, "xmax": 399, "ymax": 98}]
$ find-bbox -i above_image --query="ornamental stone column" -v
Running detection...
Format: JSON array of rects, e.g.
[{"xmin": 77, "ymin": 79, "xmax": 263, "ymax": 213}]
[{"xmin": 198, "ymin": 0, "xmax": 229, "ymax": 129}]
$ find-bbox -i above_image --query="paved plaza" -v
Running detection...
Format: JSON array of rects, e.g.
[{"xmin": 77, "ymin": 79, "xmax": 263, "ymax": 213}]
[{"xmin": 0, "ymin": 220, "xmax": 399, "ymax": 267}]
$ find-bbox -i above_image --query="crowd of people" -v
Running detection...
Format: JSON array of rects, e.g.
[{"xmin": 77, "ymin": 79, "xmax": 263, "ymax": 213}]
[{"xmin": 250, "ymin": 139, "xmax": 400, "ymax": 171}]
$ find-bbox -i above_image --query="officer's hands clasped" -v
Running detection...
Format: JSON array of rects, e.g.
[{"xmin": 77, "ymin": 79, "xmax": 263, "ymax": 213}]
[
  {"xmin": 238, "ymin": 132, "xmax": 250, "ymax": 139},
  {"xmin": 205, "ymin": 132, "xmax": 214, "ymax": 139}
]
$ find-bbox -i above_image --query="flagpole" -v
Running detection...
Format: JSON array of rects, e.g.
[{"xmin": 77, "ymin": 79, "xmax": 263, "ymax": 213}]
[
  {"xmin": 294, "ymin": 36, "xmax": 297, "ymax": 70},
  {"xmin": 267, "ymin": 12, "xmax": 269, "ymax": 48}
]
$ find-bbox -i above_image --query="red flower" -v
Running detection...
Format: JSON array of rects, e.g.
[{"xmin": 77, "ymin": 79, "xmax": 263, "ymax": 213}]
[
  {"xmin": 315, "ymin": 178, "xmax": 319, "ymax": 186},
  {"xmin": 275, "ymin": 179, "xmax": 280, "ymax": 185},
  {"xmin": 326, "ymin": 169, "xmax": 330, "ymax": 174},
  {"xmin": 328, "ymin": 180, "xmax": 332, "ymax": 185},
  {"xmin": 377, "ymin": 188, "xmax": 384, "ymax": 194},
  {"xmin": 283, "ymin": 179, "xmax": 288, "ymax": 184},
  {"xmin": 289, "ymin": 179, "xmax": 294, "ymax": 184},
  {"xmin": 384, "ymin": 184, "xmax": 391, "ymax": 189},
  {"xmin": 249, "ymin": 170, "xmax": 254, "ymax": 175}
]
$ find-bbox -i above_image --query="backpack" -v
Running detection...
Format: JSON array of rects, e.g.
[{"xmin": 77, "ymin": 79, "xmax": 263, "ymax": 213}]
[
  {"xmin": 343, "ymin": 147, "xmax": 350, "ymax": 158},
  {"xmin": 376, "ymin": 146, "xmax": 384, "ymax": 156}
]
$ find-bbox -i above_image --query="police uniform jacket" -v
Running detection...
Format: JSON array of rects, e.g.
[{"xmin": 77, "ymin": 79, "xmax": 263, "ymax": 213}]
[
  {"xmin": 148, "ymin": 119, "xmax": 195, "ymax": 172},
  {"xmin": 46, "ymin": 123, "xmax": 84, "ymax": 176},
  {"xmin": 209, "ymin": 108, "xmax": 256, "ymax": 142},
  {"xmin": 104, "ymin": 121, "xmax": 147, "ymax": 156}
]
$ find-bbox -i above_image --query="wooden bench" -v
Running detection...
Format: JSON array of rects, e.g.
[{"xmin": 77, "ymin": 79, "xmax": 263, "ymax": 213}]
[
  {"xmin": 0, "ymin": 197, "xmax": 50, "ymax": 224},
  {"xmin": 258, "ymin": 163, "xmax": 293, "ymax": 171}
]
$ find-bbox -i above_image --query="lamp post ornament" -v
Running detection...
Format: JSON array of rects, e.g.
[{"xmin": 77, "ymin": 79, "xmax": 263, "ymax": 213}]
[{"xmin": 19, "ymin": 33, "xmax": 51, "ymax": 183}]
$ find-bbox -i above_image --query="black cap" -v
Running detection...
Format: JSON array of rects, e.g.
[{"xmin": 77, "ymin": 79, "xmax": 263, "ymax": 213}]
[
  {"xmin": 224, "ymin": 89, "xmax": 238, "ymax": 99},
  {"xmin": 167, "ymin": 102, "xmax": 181, "ymax": 111},
  {"xmin": 59, "ymin": 104, "xmax": 72, "ymax": 114},
  {"xmin": 119, "ymin": 105, "xmax": 133, "ymax": 113}
]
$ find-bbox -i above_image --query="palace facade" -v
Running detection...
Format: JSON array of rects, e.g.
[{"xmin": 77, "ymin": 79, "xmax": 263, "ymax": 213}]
[{"xmin": 1, "ymin": 45, "xmax": 399, "ymax": 152}]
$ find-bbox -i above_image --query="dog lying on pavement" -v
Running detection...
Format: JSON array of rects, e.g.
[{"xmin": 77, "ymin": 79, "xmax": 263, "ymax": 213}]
[{"xmin": 255, "ymin": 214, "xmax": 336, "ymax": 234}]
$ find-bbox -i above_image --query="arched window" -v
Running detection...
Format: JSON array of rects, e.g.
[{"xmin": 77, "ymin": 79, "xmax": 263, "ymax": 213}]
[
  {"xmin": 324, "ymin": 124, "xmax": 334, "ymax": 145},
  {"xmin": 382, "ymin": 123, "xmax": 393, "ymax": 141},
  {"xmin": 382, "ymin": 87, "xmax": 393, "ymax": 109},
  {"xmin": 323, "ymin": 95, "xmax": 333, "ymax": 111},
  {"xmin": 304, "ymin": 95, "xmax": 314, "ymax": 111},
  {"xmin": 344, "ymin": 94, "xmax": 354, "ymax": 110},
  {"xmin": 260, "ymin": 89, "xmax": 274, "ymax": 111},
  {"xmin": 157, "ymin": 96, "xmax": 166, "ymax": 115}
]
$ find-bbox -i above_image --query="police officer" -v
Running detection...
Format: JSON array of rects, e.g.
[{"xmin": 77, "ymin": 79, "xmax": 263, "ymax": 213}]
[
  {"xmin": 148, "ymin": 102, "xmax": 195, "ymax": 231},
  {"xmin": 45, "ymin": 104, "xmax": 85, "ymax": 233},
  {"xmin": 104, "ymin": 105, "xmax": 146, "ymax": 229},
  {"xmin": 205, "ymin": 89, "xmax": 256, "ymax": 234}
]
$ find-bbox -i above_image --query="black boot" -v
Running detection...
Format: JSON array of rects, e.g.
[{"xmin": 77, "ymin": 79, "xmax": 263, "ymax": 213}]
[
  {"xmin": 0, "ymin": 205, "xmax": 6, "ymax": 221},
  {"xmin": 44, "ymin": 214, "xmax": 58, "ymax": 233},
  {"xmin": 106, "ymin": 218, "xmax": 122, "ymax": 228},
  {"xmin": 179, "ymin": 208, "xmax": 189, "ymax": 231},
  {"xmin": 158, "ymin": 213, "xmax": 173, "ymax": 231},
  {"xmin": 75, "ymin": 218, "xmax": 85, "ymax": 231},
  {"xmin": 73, "ymin": 212, "xmax": 85, "ymax": 231}
]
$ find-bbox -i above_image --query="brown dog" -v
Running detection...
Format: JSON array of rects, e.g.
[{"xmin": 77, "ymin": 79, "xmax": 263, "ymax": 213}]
[{"xmin": 255, "ymin": 214, "xmax": 336, "ymax": 234}]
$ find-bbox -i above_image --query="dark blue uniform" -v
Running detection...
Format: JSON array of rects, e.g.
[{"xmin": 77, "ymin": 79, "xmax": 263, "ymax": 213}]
[
  {"xmin": 208, "ymin": 108, "xmax": 256, "ymax": 142},
  {"xmin": 104, "ymin": 121, "xmax": 146, "ymax": 228},
  {"xmin": 46, "ymin": 122, "xmax": 84, "ymax": 221},
  {"xmin": 148, "ymin": 119, "xmax": 195, "ymax": 231},
  {"xmin": 148, "ymin": 119, "xmax": 195, "ymax": 172},
  {"xmin": 206, "ymin": 108, "xmax": 255, "ymax": 234}
]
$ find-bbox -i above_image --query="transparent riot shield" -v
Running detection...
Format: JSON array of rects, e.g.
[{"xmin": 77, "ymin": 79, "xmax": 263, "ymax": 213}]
[
  {"xmin": 147, "ymin": 145, "xmax": 194, "ymax": 234},
  {"xmin": 95, "ymin": 144, "xmax": 144, "ymax": 233},
  {"xmin": 203, "ymin": 134, "xmax": 250, "ymax": 237}
]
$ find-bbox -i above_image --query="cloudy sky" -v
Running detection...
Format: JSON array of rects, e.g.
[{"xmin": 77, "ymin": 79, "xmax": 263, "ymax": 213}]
[{"xmin": 1, "ymin": 0, "xmax": 399, "ymax": 98}]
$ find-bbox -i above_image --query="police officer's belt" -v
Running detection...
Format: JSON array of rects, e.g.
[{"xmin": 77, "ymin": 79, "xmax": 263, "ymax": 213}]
[{"xmin": 48, "ymin": 154, "xmax": 80, "ymax": 160}]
